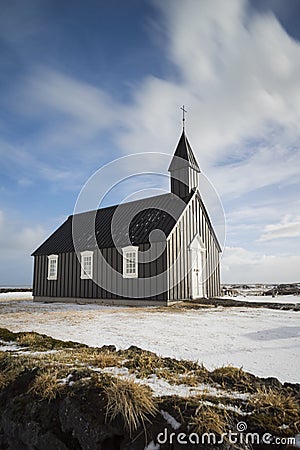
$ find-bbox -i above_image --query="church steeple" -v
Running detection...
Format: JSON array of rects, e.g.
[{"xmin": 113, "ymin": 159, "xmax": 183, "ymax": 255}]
[{"xmin": 168, "ymin": 130, "xmax": 200, "ymax": 200}]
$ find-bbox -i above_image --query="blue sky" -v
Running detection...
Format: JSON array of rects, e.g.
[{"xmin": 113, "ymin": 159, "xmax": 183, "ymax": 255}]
[{"xmin": 0, "ymin": 0, "xmax": 300, "ymax": 285}]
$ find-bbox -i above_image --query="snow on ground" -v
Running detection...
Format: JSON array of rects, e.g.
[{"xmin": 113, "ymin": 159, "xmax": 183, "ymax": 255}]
[
  {"xmin": 160, "ymin": 410, "xmax": 181, "ymax": 430},
  {"xmin": 0, "ymin": 339, "xmax": 20, "ymax": 352},
  {"xmin": 225, "ymin": 294, "xmax": 300, "ymax": 304},
  {"xmin": 145, "ymin": 441, "xmax": 160, "ymax": 450},
  {"xmin": 0, "ymin": 299, "xmax": 299, "ymax": 383},
  {"xmin": 101, "ymin": 367, "xmax": 249, "ymax": 400},
  {"xmin": 0, "ymin": 292, "xmax": 33, "ymax": 301}
]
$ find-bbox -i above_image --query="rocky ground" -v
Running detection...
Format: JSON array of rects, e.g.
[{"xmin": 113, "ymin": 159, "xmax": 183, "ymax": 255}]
[
  {"xmin": 0, "ymin": 328, "xmax": 299, "ymax": 449},
  {"xmin": 193, "ymin": 297, "xmax": 300, "ymax": 311}
]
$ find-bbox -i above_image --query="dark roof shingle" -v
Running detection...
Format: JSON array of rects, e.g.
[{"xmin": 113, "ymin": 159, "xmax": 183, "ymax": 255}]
[{"xmin": 32, "ymin": 192, "xmax": 192, "ymax": 256}]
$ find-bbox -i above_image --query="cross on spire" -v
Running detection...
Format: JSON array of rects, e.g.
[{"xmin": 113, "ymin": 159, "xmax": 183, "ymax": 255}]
[{"xmin": 180, "ymin": 105, "xmax": 187, "ymax": 130}]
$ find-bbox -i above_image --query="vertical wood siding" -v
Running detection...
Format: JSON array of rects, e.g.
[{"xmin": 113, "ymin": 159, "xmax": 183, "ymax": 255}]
[
  {"xmin": 167, "ymin": 195, "xmax": 221, "ymax": 300},
  {"xmin": 33, "ymin": 242, "xmax": 168, "ymax": 301}
]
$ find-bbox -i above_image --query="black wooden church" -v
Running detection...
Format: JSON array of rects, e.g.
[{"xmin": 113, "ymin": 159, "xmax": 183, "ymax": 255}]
[{"xmin": 32, "ymin": 128, "xmax": 221, "ymax": 305}]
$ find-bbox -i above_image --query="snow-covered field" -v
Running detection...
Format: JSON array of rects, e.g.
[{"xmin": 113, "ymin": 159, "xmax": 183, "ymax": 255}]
[
  {"xmin": 0, "ymin": 295, "xmax": 299, "ymax": 383},
  {"xmin": 0, "ymin": 292, "xmax": 33, "ymax": 301}
]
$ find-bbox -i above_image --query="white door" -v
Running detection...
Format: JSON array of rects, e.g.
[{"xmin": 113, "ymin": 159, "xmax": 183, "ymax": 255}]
[
  {"xmin": 190, "ymin": 234, "xmax": 206, "ymax": 299},
  {"xmin": 191, "ymin": 249, "xmax": 204, "ymax": 298}
]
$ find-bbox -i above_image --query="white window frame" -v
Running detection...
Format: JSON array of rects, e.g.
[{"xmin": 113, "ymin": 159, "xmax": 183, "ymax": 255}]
[
  {"xmin": 80, "ymin": 250, "xmax": 93, "ymax": 279},
  {"xmin": 122, "ymin": 246, "xmax": 138, "ymax": 278},
  {"xmin": 47, "ymin": 254, "xmax": 58, "ymax": 280}
]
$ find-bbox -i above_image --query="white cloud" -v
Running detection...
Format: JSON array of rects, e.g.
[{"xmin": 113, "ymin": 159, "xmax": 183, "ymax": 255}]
[
  {"xmin": 259, "ymin": 215, "xmax": 300, "ymax": 241},
  {"xmin": 0, "ymin": 137, "xmax": 84, "ymax": 190},
  {"xmin": 121, "ymin": 0, "xmax": 300, "ymax": 185},
  {"xmin": 116, "ymin": 79, "xmax": 193, "ymax": 155},
  {"xmin": 3, "ymin": 67, "xmax": 129, "ymax": 191},
  {"xmin": 12, "ymin": 67, "xmax": 122, "ymax": 145},
  {"xmin": 0, "ymin": 209, "xmax": 46, "ymax": 254},
  {"xmin": 17, "ymin": 178, "xmax": 34, "ymax": 187},
  {"xmin": 210, "ymin": 141, "xmax": 300, "ymax": 199},
  {"xmin": 0, "ymin": 209, "xmax": 49, "ymax": 285},
  {"xmin": 222, "ymin": 246, "xmax": 300, "ymax": 283}
]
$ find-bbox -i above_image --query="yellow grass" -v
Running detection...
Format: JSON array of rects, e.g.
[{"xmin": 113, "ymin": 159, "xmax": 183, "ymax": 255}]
[
  {"xmin": 30, "ymin": 369, "xmax": 65, "ymax": 401},
  {"xmin": 104, "ymin": 377, "xmax": 157, "ymax": 434},
  {"xmin": 250, "ymin": 387, "xmax": 299, "ymax": 429},
  {"xmin": 191, "ymin": 403, "xmax": 229, "ymax": 436}
]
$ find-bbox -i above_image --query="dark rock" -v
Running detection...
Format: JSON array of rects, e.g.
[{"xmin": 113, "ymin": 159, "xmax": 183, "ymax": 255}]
[
  {"xmin": 126, "ymin": 345, "xmax": 145, "ymax": 353},
  {"xmin": 36, "ymin": 431, "xmax": 71, "ymax": 450},
  {"xmin": 261, "ymin": 377, "xmax": 282, "ymax": 389}
]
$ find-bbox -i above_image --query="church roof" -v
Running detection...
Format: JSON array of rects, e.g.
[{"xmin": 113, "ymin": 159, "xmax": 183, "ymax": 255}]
[
  {"xmin": 32, "ymin": 192, "xmax": 193, "ymax": 256},
  {"xmin": 168, "ymin": 130, "xmax": 200, "ymax": 173}
]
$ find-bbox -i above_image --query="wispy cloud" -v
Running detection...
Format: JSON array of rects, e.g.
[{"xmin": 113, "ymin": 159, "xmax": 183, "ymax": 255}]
[
  {"xmin": 122, "ymin": 0, "xmax": 300, "ymax": 164},
  {"xmin": 259, "ymin": 215, "xmax": 300, "ymax": 241},
  {"xmin": 17, "ymin": 68, "xmax": 121, "ymax": 133},
  {"xmin": 0, "ymin": 209, "xmax": 46, "ymax": 253},
  {"xmin": 0, "ymin": 209, "xmax": 48, "ymax": 285}
]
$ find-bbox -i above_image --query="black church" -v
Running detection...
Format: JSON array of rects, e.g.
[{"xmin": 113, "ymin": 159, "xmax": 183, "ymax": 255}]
[{"xmin": 32, "ymin": 129, "xmax": 221, "ymax": 305}]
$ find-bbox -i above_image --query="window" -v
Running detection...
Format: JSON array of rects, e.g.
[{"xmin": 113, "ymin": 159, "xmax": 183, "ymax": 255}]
[
  {"xmin": 122, "ymin": 246, "xmax": 138, "ymax": 278},
  {"xmin": 47, "ymin": 255, "xmax": 58, "ymax": 280},
  {"xmin": 80, "ymin": 251, "xmax": 93, "ymax": 279}
]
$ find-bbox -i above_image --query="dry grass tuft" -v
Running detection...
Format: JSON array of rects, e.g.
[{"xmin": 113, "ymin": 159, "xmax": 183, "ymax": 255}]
[
  {"xmin": 210, "ymin": 365, "xmax": 252, "ymax": 391},
  {"xmin": 30, "ymin": 369, "xmax": 65, "ymax": 401},
  {"xmin": 0, "ymin": 371, "xmax": 7, "ymax": 389},
  {"xmin": 250, "ymin": 388, "xmax": 299, "ymax": 415},
  {"xmin": 104, "ymin": 377, "xmax": 157, "ymax": 434},
  {"xmin": 250, "ymin": 388, "xmax": 299, "ymax": 430},
  {"xmin": 124, "ymin": 351, "xmax": 164, "ymax": 378},
  {"xmin": 75, "ymin": 348, "xmax": 121, "ymax": 369},
  {"xmin": 123, "ymin": 348, "xmax": 208, "ymax": 386},
  {"xmin": 0, "ymin": 351, "xmax": 10, "ymax": 369},
  {"xmin": 31, "ymin": 347, "xmax": 121, "ymax": 370},
  {"xmin": 90, "ymin": 352, "xmax": 120, "ymax": 368},
  {"xmin": 0, "ymin": 328, "xmax": 87, "ymax": 351},
  {"xmin": 17, "ymin": 332, "xmax": 45, "ymax": 348},
  {"xmin": 167, "ymin": 367, "xmax": 208, "ymax": 387},
  {"xmin": 191, "ymin": 403, "xmax": 229, "ymax": 436},
  {"xmin": 0, "ymin": 352, "xmax": 35, "ymax": 388}
]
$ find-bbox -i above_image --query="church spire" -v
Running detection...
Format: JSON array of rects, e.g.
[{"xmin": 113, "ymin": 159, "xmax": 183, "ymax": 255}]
[
  {"xmin": 168, "ymin": 130, "xmax": 200, "ymax": 172},
  {"xmin": 168, "ymin": 128, "xmax": 200, "ymax": 200}
]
